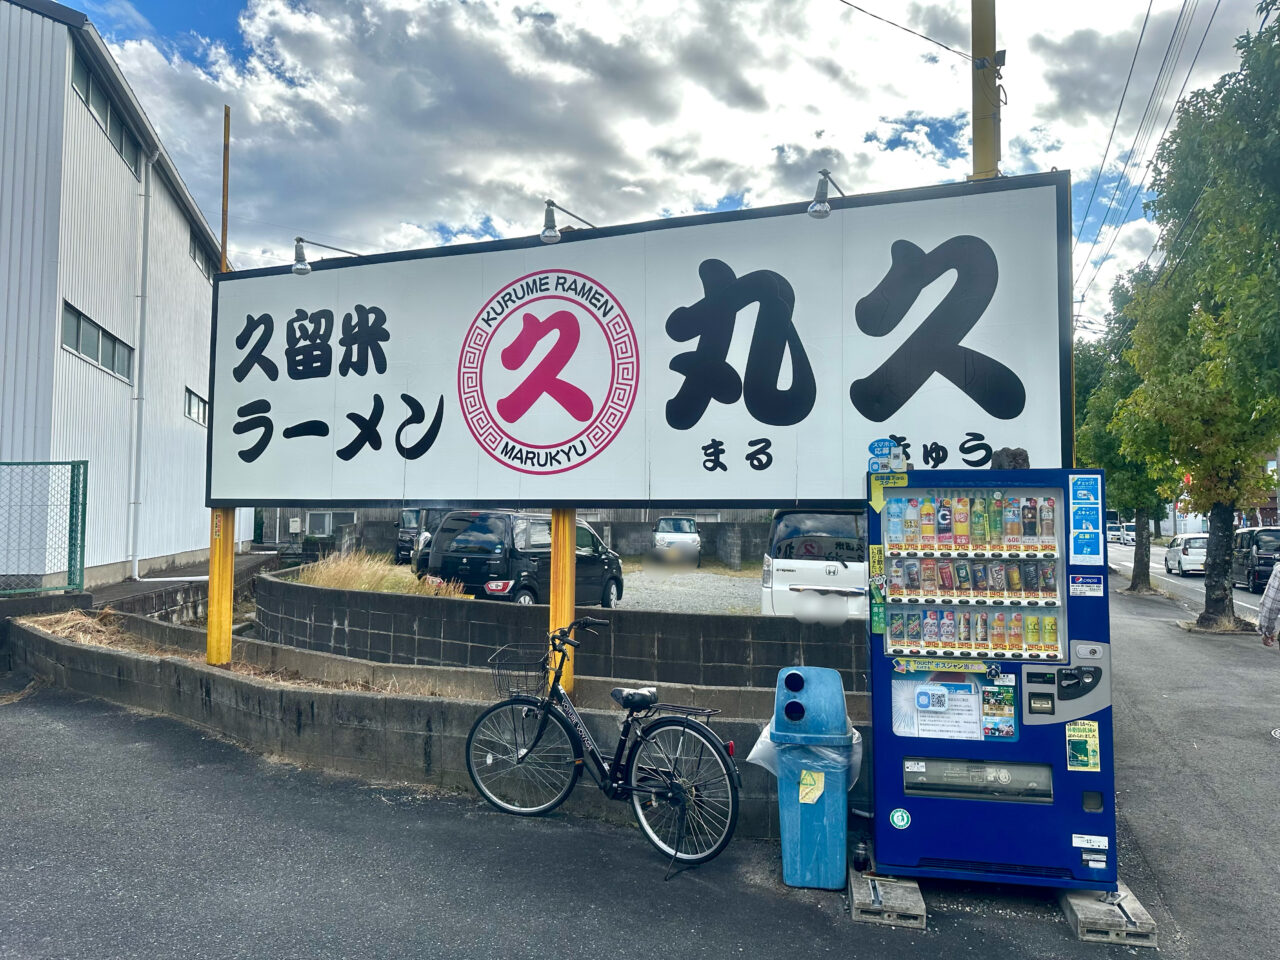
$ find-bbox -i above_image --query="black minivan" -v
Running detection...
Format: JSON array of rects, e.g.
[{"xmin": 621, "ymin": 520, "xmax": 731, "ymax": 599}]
[
  {"xmin": 1230, "ymin": 527, "xmax": 1280, "ymax": 593},
  {"xmin": 424, "ymin": 510, "xmax": 624, "ymax": 607}
]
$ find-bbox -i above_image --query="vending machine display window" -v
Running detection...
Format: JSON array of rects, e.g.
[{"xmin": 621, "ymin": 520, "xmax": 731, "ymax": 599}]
[{"xmin": 881, "ymin": 487, "xmax": 1065, "ymax": 661}]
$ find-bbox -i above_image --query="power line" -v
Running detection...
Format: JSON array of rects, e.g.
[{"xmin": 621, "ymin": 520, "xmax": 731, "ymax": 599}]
[
  {"xmin": 1080, "ymin": 0, "xmax": 1223, "ymax": 300},
  {"xmin": 832, "ymin": 0, "xmax": 973, "ymax": 61},
  {"xmin": 1136, "ymin": 0, "xmax": 1224, "ymax": 276},
  {"xmin": 1075, "ymin": 0, "xmax": 1200, "ymax": 300},
  {"xmin": 1073, "ymin": 0, "xmax": 1156, "ymax": 252}
]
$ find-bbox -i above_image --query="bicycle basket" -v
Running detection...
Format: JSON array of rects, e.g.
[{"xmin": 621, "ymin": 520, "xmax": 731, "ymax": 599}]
[{"xmin": 487, "ymin": 643, "xmax": 550, "ymax": 698}]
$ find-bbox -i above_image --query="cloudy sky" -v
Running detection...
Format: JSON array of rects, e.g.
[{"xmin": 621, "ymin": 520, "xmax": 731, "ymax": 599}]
[{"xmin": 83, "ymin": 0, "xmax": 1263, "ymax": 328}]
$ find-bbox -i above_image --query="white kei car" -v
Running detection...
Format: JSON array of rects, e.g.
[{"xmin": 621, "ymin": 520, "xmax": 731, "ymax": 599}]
[{"xmin": 1164, "ymin": 534, "xmax": 1208, "ymax": 576}]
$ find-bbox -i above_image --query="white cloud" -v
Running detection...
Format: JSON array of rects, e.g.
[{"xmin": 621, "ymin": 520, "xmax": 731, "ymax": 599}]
[{"xmin": 100, "ymin": 0, "xmax": 1262, "ymax": 281}]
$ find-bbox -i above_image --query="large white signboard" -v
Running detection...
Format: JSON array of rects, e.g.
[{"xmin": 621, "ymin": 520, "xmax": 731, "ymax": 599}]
[{"xmin": 207, "ymin": 173, "xmax": 1071, "ymax": 507}]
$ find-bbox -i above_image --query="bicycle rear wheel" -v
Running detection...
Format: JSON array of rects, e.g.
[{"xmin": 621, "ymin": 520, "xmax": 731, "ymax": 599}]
[
  {"xmin": 466, "ymin": 698, "xmax": 581, "ymax": 815},
  {"xmin": 627, "ymin": 717, "xmax": 739, "ymax": 864}
]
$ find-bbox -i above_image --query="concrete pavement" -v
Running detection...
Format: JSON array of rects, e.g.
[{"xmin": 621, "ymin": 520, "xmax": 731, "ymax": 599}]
[{"xmin": 2, "ymin": 579, "xmax": 1276, "ymax": 958}]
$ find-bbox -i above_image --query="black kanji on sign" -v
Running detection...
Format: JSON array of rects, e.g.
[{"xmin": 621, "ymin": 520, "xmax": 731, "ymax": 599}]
[
  {"xmin": 232, "ymin": 313, "xmax": 278, "ymax": 383},
  {"xmin": 337, "ymin": 394, "xmax": 385, "ymax": 461},
  {"xmin": 702, "ymin": 439, "xmax": 728, "ymax": 472},
  {"xmin": 395, "ymin": 394, "xmax": 445, "ymax": 460},
  {"xmin": 959, "ymin": 431, "xmax": 993, "ymax": 467},
  {"xmin": 849, "ymin": 237, "xmax": 1025, "ymax": 422},
  {"xmin": 339, "ymin": 305, "xmax": 390, "ymax": 377},
  {"xmin": 745, "ymin": 438, "xmax": 773, "ymax": 471},
  {"xmin": 233, "ymin": 399, "xmax": 273, "ymax": 462},
  {"xmin": 666, "ymin": 259, "xmax": 817, "ymax": 430},
  {"xmin": 286, "ymin": 309, "xmax": 335, "ymax": 380}
]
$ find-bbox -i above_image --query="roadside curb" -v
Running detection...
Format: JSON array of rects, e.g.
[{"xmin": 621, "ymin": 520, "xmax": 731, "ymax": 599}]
[{"xmin": 4, "ymin": 619, "xmax": 784, "ymax": 839}]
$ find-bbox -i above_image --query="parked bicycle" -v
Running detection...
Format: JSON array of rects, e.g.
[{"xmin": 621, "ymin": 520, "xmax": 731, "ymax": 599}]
[{"xmin": 465, "ymin": 616, "xmax": 740, "ymax": 865}]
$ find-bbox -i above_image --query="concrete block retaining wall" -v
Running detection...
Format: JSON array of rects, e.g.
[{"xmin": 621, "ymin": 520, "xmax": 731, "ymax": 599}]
[
  {"xmin": 6, "ymin": 620, "xmax": 797, "ymax": 839},
  {"xmin": 97, "ymin": 553, "xmax": 279, "ymax": 622},
  {"xmin": 257, "ymin": 571, "xmax": 869, "ymax": 695}
]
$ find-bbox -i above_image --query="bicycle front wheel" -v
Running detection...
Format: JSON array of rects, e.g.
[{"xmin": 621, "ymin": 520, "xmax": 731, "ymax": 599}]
[
  {"xmin": 628, "ymin": 717, "xmax": 739, "ymax": 864},
  {"xmin": 466, "ymin": 698, "xmax": 582, "ymax": 815}
]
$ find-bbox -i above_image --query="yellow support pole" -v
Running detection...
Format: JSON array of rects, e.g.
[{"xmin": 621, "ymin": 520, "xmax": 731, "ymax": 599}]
[
  {"xmin": 208, "ymin": 105, "xmax": 234, "ymax": 667},
  {"xmin": 969, "ymin": 0, "xmax": 1000, "ymax": 181},
  {"xmin": 208, "ymin": 508, "xmax": 234, "ymax": 665},
  {"xmin": 550, "ymin": 507, "xmax": 577, "ymax": 692}
]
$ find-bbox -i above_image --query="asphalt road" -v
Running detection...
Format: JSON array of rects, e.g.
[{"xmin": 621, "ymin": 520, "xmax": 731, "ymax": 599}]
[
  {"xmin": 1108, "ymin": 543, "xmax": 1263, "ymax": 621},
  {"xmin": 4, "ymin": 579, "xmax": 1277, "ymax": 958},
  {"xmin": 2, "ymin": 681, "xmax": 1135, "ymax": 960}
]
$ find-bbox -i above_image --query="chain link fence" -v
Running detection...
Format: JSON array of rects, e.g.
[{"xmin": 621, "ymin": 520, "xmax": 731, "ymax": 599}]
[{"xmin": 0, "ymin": 461, "xmax": 88, "ymax": 595}]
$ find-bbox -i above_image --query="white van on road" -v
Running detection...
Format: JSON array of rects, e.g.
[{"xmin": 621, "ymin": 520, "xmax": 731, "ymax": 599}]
[{"xmin": 761, "ymin": 509, "xmax": 868, "ymax": 621}]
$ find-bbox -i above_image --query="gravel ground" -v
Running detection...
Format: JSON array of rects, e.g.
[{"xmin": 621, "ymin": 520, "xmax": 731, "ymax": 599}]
[{"xmin": 618, "ymin": 567, "xmax": 762, "ymax": 615}]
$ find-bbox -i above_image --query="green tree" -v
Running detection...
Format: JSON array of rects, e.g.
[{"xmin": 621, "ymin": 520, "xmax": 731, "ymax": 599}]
[
  {"xmin": 1077, "ymin": 271, "xmax": 1167, "ymax": 592},
  {"xmin": 1116, "ymin": 4, "xmax": 1280, "ymax": 627},
  {"xmin": 1072, "ymin": 338, "xmax": 1106, "ymax": 438}
]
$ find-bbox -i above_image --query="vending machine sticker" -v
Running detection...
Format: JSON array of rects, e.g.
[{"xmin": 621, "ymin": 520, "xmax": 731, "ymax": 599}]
[
  {"xmin": 1069, "ymin": 574, "xmax": 1105, "ymax": 597},
  {"xmin": 870, "ymin": 472, "xmax": 908, "ymax": 511},
  {"xmin": 1068, "ymin": 474, "xmax": 1105, "ymax": 567},
  {"xmin": 1072, "ymin": 834, "xmax": 1110, "ymax": 850},
  {"xmin": 1066, "ymin": 719, "xmax": 1101, "ymax": 772},
  {"xmin": 1070, "ymin": 476, "xmax": 1101, "ymax": 502},
  {"xmin": 799, "ymin": 770, "xmax": 825, "ymax": 804},
  {"xmin": 892, "ymin": 678, "xmax": 982, "ymax": 740}
]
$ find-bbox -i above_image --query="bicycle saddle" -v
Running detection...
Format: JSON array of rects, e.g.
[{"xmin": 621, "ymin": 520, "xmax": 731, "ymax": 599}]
[{"xmin": 611, "ymin": 686, "xmax": 658, "ymax": 710}]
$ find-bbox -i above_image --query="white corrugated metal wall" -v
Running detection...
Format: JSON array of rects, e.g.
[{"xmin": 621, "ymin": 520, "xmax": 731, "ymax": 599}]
[
  {"xmin": 136, "ymin": 174, "xmax": 219, "ymax": 560},
  {"xmin": 49, "ymin": 32, "xmax": 144, "ymax": 571},
  {"xmin": 0, "ymin": 3, "xmax": 63, "ymax": 462}
]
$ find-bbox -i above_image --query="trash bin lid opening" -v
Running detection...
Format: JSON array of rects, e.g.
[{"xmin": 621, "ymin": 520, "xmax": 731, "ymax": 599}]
[
  {"xmin": 784, "ymin": 700, "xmax": 806, "ymax": 722},
  {"xmin": 784, "ymin": 671, "xmax": 805, "ymax": 692}
]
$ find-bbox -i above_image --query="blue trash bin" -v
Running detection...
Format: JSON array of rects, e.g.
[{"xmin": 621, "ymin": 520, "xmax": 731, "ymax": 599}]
[{"xmin": 772, "ymin": 666, "xmax": 855, "ymax": 889}]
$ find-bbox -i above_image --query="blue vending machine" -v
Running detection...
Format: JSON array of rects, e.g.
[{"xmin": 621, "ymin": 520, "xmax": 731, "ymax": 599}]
[{"xmin": 867, "ymin": 468, "xmax": 1116, "ymax": 891}]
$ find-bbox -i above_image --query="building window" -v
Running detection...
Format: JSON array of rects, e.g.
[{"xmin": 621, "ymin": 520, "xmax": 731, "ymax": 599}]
[
  {"xmin": 69, "ymin": 51, "xmax": 142, "ymax": 179},
  {"xmin": 61, "ymin": 302, "xmax": 133, "ymax": 382},
  {"xmin": 305, "ymin": 511, "xmax": 357, "ymax": 537},
  {"xmin": 184, "ymin": 388, "xmax": 208, "ymax": 426},
  {"xmin": 189, "ymin": 229, "xmax": 215, "ymax": 281}
]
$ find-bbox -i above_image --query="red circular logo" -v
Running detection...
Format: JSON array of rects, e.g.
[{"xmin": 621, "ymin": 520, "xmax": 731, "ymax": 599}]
[{"xmin": 458, "ymin": 269, "xmax": 639, "ymax": 475}]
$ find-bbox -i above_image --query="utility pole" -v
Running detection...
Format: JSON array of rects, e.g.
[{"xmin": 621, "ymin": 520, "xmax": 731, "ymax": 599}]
[
  {"xmin": 969, "ymin": 0, "xmax": 1001, "ymax": 181},
  {"xmin": 208, "ymin": 105, "xmax": 234, "ymax": 667}
]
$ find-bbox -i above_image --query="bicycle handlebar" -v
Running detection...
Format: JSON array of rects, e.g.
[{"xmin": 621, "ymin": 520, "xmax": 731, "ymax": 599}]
[{"xmin": 550, "ymin": 616, "xmax": 610, "ymax": 651}]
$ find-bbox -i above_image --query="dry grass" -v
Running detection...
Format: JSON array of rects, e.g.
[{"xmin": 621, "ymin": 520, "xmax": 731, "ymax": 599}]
[
  {"xmin": 296, "ymin": 551, "xmax": 469, "ymax": 598},
  {"xmin": 21, "ymin": 609, "xmax": 444, "ymax": 697}
]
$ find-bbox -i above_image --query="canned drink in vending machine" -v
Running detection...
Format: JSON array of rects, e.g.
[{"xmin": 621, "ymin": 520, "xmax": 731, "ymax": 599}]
[
  {"xmin": 940, "ymin": 609, "xmax": 956, "ymax": 645},
  {"xmin": 1025, "ymin": 614, "xmax": 1042, "ymax": 654},
  {"xmin": 906, "ymin": 612, "xmax": 923, "ymax": 648},
  {"xmin": 889, "ymin": 610, "xmax": 907, "ymax": 646},
  {"xmin": 938, "ymin": 559, "xmax": 955, "ymax": 593},
  {"xmin": 973, "ymin": 611, "xmax": 990, "ymax": 653}
]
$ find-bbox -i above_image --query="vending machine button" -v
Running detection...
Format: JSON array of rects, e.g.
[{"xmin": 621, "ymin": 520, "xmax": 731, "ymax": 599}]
[{"xmin": 1011, "ymin": 652, "xmax": 1024, "ymax": 659}]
